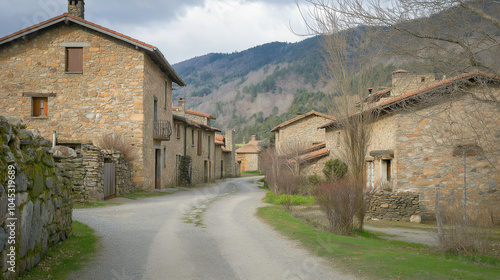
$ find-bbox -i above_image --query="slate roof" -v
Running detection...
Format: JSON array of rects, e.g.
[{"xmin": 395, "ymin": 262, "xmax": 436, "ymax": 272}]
[
  {"xmin": 0, "ymin": 13, "xmax": 185, "ymax": 86},
  {"xmin": 271, "ymin": 110, "xmax": 335, "ymax": 132}
]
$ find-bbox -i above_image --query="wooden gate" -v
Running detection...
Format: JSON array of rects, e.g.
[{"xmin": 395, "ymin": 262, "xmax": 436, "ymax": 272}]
[{"xmin": 104, "ymin": 162, "xmax": 116, "ymax": 198}]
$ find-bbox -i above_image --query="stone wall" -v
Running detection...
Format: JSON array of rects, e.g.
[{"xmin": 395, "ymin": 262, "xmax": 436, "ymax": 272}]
[
  {"xmin": 53, "ymin": 145, "xmax": 133, "ymax": 203},
  {"xmin": 366, "ymin": 191, "xmax": 420, "ymax": 222},
  {"xmin": 275, "ymin": 115, "xmax": 331, "ymax": 153},
  {"xmin": 0, "ymin": 116, "xmax": 72, "ymax": 279}
]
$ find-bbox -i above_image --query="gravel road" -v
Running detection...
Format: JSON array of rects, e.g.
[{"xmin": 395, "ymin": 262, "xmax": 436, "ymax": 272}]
[{"xmin": 69, "ymin": 177, "xmax": 357, "ymax": 280}]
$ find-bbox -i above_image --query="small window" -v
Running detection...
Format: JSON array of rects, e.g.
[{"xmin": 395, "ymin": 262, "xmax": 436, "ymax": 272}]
[
  {"xmin": 66, "ymin": 47, "xmax": 83, "ymax": 73},
  {"xmin": 197, "ymin": 129, "xmax": 202, "ymax": 155},
  {"xmin": 164, "ymin": 81, "xmax": 168, "ymax": 109},
  {"xmin": 32, "ymin": 97, "xmax": 48, "ymax": 117},
  {"xmin": 176, "ymin": 124, "xmax": 181, "ymax": 139},
  {"xmin": 382, "ymin": 159, "xmax": 392, "ymax": 182},
  {"xmin": 163, "ymin": 147, "xmax": 167, "ymax": 166},
  {"xmin": 421, "ymin": 77, "xmax": 426, "ymax": 82},
  {"xmin": 191, "ymin": 129, "xmax": 195, "ymax": 146}
]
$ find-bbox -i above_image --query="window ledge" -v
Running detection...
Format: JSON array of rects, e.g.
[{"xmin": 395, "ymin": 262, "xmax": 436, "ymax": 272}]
[
  {"xmin": 31, "ymin": 117, "xmax": 48, "ymax": 119},
  {"xmin": 65, "ymin": 72, "xmax": 83, "ymax": 74}
]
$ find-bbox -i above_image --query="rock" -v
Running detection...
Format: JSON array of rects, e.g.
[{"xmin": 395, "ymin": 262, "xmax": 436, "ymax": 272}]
[
  {"xmin": 15, "ymin": 173, "xmax": 29, "ymax": 192},
  {"xmin": 410, "ymin": 214, "xmax": 421, "ymax": 223},
  {"xmin": 20, "ymin": 200, "xmax": 34, "ymax": 258},
  {"xmin": 18, "ymin": 129, "xmax": 33, "ymax": 140},
  {"xmin": 5, "ymin": 116, "xmax": 22, "ymax": 128},
  {"xmin": 51, "ymin": 146, "xmax": 77, "ymax": 159},
  {"xmin": 380, "ymin": 203, "xmax": 389, "ymax": 208}
]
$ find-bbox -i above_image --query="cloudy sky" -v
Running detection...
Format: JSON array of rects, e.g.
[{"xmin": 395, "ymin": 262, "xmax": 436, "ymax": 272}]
[{"xmin": 0, "ymin": 0, "xmax": 312, "ymax": 64}]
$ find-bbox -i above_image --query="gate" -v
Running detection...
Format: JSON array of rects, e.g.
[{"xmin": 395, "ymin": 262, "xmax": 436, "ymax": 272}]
[{"xmin": 104, "ymin": 162, "xmax": 116, "ymax": 198}]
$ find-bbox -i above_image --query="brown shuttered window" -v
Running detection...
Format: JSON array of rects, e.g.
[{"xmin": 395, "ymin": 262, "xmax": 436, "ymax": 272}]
[
  {"xmin": 197, "ymin": 129, "xmax": 202, "ymax": 155},
  {"xmin": 66, "ymin": 47, "xmax": 83, "ymax": 73},
  {"xmin": 32, "ymin": 97, "xmax": 48, "ymax": 117}
]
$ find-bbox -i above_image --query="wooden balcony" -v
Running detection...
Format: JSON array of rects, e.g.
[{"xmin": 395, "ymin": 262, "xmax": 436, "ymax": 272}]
[{"xmin": 153, "ymin": 119, "xmax": 172, "ymax": 141}]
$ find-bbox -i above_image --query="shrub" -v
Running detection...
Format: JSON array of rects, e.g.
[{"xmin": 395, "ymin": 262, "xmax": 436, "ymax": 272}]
[
  {"xmin": 96, "ymin": 133, "xmax": 136, "ymax": 162},
  {"xmin": 307, "ymin": 173, "xmax": 322, "ymax": 186},
  {"xmin": 323, "ymin": 159, "xmax": 348, "ymax": 181},
  {"xmin": 314, "ymin": 179, "xmax": 361, "ymax": 235}
]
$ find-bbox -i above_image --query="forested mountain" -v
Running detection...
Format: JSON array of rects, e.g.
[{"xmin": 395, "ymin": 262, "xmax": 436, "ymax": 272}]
[{"xmin": 172, "ymin": 36, "xmax": 335, "ymax": 143}]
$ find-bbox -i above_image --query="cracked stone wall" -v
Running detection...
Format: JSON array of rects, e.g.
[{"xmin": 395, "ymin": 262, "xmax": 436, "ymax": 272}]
[{"xmin": 0, "ymin": 116, "xmax": 72, "ymax": 279}]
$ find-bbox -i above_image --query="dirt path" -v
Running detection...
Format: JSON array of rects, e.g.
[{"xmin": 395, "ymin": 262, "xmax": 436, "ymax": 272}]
[{"xmin": 70, "ymin": 177, "xmax": 358, "ymax": 280}]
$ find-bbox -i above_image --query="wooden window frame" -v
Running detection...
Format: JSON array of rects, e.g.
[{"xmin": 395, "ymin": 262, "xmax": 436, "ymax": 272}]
[
  {"xmin": 32, "ymin": 97, "xmax": 48, "ymax": 117},
  {"xmin": 197, "ymin": 129, "xmax": 202, "ymax": 155},
  {"xmin": 66, "ymin": 47, "xmax": 83, "ymax": 73}
]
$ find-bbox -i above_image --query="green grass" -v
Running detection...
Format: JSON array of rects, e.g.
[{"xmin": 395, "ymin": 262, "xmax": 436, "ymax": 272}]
[
  {"xmin": 241, "ymin": 171, "xmax": 263, "ymax": 176},
  {"xmin": 19, "ymin": 221, "xmax": 98, "ymax": 279},
  {"xmin": 119, "ymin": 189, "xmax": 174, "ymax": 200},
  {"xmin": 263, "ymin": 191, "xmax": 315, "ymax": 206},
  {"xmin": 257, "ymin": 206, "xmax": 500, "ymax": 280},
  {"xmin": 73, "ymin": 201, "xmax": 121, "ymax": 209}
]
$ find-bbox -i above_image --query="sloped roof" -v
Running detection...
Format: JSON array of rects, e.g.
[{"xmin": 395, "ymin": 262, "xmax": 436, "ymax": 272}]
[
  {"xmin": 215, "ymin": 134, "xmax": 224, "ymax": 145},
  {"xmin": 173, "ymin": 106, "xmax": 216, "ymax": 120},
  {"xmin": 320, "ymin": 70, "xmax": 500, "ymax": 129},
  {"xmin": 0, "ymin": 13, "xmax": 185, "ymax": 86},
  {"xmin": 173, "ymin": 115, "xmax": 220, "ymax": 132},
  {"xmin": 271, "ymin": 110, "xmax": 335, "ymax": 132},
  {"xmin": 236, "ymin": 139, "xmax": 261, "ymax": 154}
]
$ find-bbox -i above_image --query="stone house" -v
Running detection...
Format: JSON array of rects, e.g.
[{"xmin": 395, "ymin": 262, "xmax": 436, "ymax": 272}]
[
  {"xmin": 214, "ymin": 132, "xmax": 237, "ymax": 179},
  {"xmin": 271, "ymin": 110, "xmax": 334, "ymax": 177},
  {"xmin": 236, "ymin": 135, "xmax": 262, "ymax": 172},
  {"xmin": 167, "ymin": 97, "xmax": 238, "ymax": 185},
  {"xmin": 0, "ymin": 0, "xmax": 185, "ymax": 190},
  {"xmin": 320, "ymin": 70, "xmax": 500, "ymax": 220}
]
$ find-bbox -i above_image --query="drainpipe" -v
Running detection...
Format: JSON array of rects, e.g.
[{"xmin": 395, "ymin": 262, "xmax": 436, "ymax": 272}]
[
  {"xmin": 52, "ymin": 131, "xmax": 56, "ymax": 148},
  {"xmin": 184, "ymin": 124, "xmax": 187, "ymax": 156}
]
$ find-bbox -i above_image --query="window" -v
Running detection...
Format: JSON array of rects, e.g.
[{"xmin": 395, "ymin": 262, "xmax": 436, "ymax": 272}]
[
  {"xmin": 191, "ymin": 129, "xmax": 195, "ymax": 146},
  {"xmin": 208, "ymin": 136, "xmax": 211, "ymax": 159},
  {"xmin": 164, "ymin": 81, "xmax": 168, "ymax": 109},
  {"xmin": 175, "ymin": 124, "xmax": 181, "ymax": 139},
  {"xmin": 32, "ymin": 97, "xmax": 48, "ymax": 117},
  {"xmin": 197, "ymin": 129, "xmax": 202, "ymax": 155},
  {"xmin": 66, "ymin": 47, "xmax": 83, "ymax": 73},
  {"xmin": 382, "ymin": 159, "xmax": 392, "ymax": 182},
  {"xmin": 163, "ymin": 147, "xmax": 167, "ymax": 166}
]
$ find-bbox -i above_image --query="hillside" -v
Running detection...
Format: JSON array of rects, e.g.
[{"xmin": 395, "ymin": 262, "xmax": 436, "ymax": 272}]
[{"xmin": 172, "ymin": 36, "xmax": 333, "ymax": 143}]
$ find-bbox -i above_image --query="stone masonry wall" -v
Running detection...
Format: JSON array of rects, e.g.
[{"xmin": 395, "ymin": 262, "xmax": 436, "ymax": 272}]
[
  {"xmin": 366, "ymin": 191, "xmax": 420, "ymax": 222},
  {"xmin": 0, "ymin": 22, "xmax": 174, "ymax": 189},
  {"xmin": 276, "ymin": 115, "xmax": 330, "ymax": 153},
  {"xmin": 0, "ymin": 116, "xmax": 72, "ymax": 279}
]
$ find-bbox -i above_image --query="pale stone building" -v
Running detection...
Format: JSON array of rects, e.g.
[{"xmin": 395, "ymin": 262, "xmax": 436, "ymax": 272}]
[
  {"xmin": 321, "ymin": 70, "xmax": 500, "ymax": 220},
  {"xmin": 236, "ymin": 135, "xmax": 262, "ymax": 172},
  {"xmin": 0, "ymin": 0, "xmax": 185, "ymax": 190},
  {"xmin": 167, "ymin": 98, "xmax": 237, "ymax": 185},
  {"xmin": 271, "ymin": 110, "xmax": 334, "ymax": 177}
]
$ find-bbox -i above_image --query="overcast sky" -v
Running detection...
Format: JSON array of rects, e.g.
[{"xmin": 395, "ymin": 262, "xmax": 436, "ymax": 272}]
[{"xmin": 0, "ymin": 0, "xmax": 312, "ymax": 64}]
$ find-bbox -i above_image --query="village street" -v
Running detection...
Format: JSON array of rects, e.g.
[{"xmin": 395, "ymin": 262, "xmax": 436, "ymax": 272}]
[{"xmin": 69, "ymin": 177, "xmax": 357, "ymax": 280}]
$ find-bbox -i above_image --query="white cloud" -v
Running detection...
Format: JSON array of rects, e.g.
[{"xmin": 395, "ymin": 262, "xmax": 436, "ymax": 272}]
[{"xmin": 114, "ymin": 0, "xmax": 310, "ymax": 63}]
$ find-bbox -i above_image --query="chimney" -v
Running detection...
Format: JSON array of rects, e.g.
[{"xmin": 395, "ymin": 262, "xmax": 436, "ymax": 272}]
[
  {"xmin": 178, "ymin": 97, "xmax": 186, "ymax": 116},
  {"xmin": 68, "ymin": 0, "xmax": 85, "ymax": 19},
  {"xmin": 224, "ymin": 129, "xmax": 236, "ymax": 177},
  {"xmin": 251, "ymin": 135, "xmax": 256, "ymax": 142}
]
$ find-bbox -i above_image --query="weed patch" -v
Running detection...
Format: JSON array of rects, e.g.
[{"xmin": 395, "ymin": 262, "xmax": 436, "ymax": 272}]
[{"xmin": 263, "ymin": 191, "xmax": 315, "ymax": 206}]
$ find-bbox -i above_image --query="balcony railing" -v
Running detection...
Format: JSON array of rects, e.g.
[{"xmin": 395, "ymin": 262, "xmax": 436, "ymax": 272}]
[{"xmin": 153, "ymin": 119, "xmax": 172, "ymax": 141}]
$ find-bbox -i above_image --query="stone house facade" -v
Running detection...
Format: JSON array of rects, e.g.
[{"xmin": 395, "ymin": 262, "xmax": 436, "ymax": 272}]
[
  {"xmin": 166, "ymin": 98, "xmax": 238, "ymax": 186},
  {"xmin": 271, "ymin": 110, "xmax": 334, "ymax": 177},
  {"xmin": 321, "ymin": 70, "xmax": 500, "ymax": 220},
  {"xmin": 236, "ymin": 135, "xmax": 262, "ymax": 172},
  {"xmin": 0, "ymin": 1, "xmax": 185, "ymax": 190},
  {"xmin": 214, "ymin": 132, "xmax": 237, "ymax": 179}
]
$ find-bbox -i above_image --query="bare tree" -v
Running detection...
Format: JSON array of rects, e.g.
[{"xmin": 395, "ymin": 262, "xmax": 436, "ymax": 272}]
[{"xmin": 296, "ymin": 0, "xmax": 500, "ymax": 106}]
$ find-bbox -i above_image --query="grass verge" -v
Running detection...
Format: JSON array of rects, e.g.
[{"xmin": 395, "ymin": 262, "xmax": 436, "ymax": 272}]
[
  {"xmin": 73, "ymin": 201, "xmax": 121, "ymax": 209},
  {"xmin": 119, "ymin": 189, "xmax": 175, "ymax": 200},
  {"xmin": 263, "ymin": 191, "xmax": 315, "ymax": 206},
  {"xmin": 19, "ymin": 221, "xmax": 98, "ymax": 279},
  {"xmin": 257, "ymin": 206, "xmax": 500, "ymax": 280}
]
